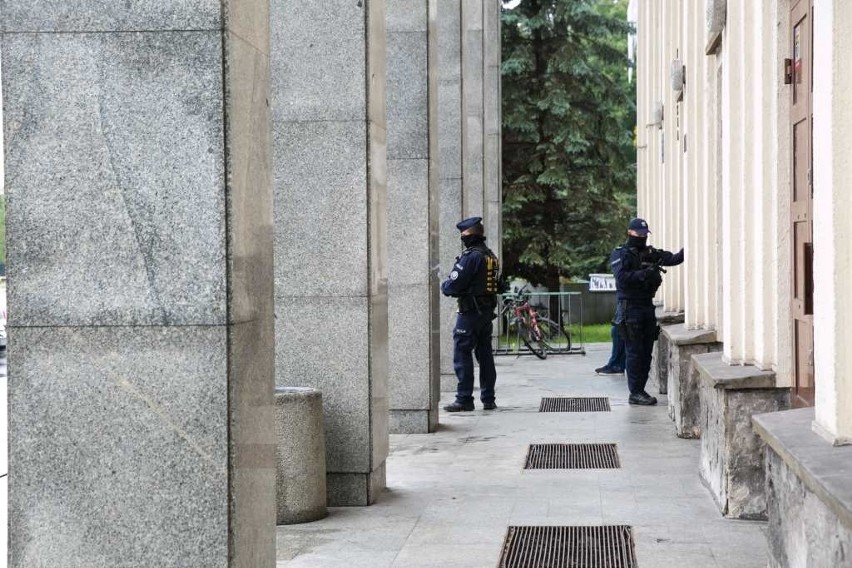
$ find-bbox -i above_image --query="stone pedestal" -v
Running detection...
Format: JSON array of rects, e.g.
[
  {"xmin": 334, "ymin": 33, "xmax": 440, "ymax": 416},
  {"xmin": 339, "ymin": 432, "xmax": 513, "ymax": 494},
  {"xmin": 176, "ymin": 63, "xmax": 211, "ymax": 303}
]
[
  {"xmin": 3, "ymin": 3, "xmax": 275, "ymax": 565},
  {"xmin": 754, "ymin": 409, "xmax": 852, "ymax": 568},
  {"xmin": 386, "ymin": 0, "xmax": 441, "ymax": 434},
  {"xmin": 663, "ymin": 325, "xmax": 721, "ymax": 438},
  {"xmin": 275, "ymin": 388, "xmax": 327, "ymax": 525},
  {"xmin": 694, "ymin": 353, "xmax": 790, "ymax": 520},
  {"xmin": 649, "ymin": 309, "xmax": 684, "ymax": 395},
  {"xmin": 271, "ymin": 0, "xmax": 389, "ymax": 506}
]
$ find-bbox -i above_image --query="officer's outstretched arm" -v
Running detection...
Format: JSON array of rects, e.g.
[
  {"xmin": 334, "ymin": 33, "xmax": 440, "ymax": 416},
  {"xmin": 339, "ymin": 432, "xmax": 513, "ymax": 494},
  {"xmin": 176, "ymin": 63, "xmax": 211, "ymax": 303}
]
[
  {"xmin": 441, "ymin": 253, "xmax": 481, "ymax": 296},
  {"xmin": 658, "ymin": 248, "xmax": 684, "ymax": 267}
]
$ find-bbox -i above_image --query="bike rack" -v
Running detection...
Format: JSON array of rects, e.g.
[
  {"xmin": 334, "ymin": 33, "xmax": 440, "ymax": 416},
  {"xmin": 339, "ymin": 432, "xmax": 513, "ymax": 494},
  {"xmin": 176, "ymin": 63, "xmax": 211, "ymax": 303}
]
[{"xmin": 494, "ymin": 290, "xmax": 586, "ymax": 357}]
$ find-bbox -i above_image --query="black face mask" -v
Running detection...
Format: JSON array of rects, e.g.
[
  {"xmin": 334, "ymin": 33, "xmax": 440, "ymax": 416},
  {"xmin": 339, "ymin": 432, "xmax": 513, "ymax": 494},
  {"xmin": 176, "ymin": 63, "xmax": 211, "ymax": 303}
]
[
  {"xmin": 462, "ymin": 234, "xmax": 485, "ymax": 248},
  {"xmin": 627, "ymin": 235, "xmax": 647, "ymax": 249}
]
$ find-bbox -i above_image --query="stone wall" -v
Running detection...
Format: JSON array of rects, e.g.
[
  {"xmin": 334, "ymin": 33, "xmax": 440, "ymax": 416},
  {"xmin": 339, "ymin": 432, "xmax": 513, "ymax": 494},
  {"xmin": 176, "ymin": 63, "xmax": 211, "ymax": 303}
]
[
  {"xmin": 765, "ymin": 450, "xmax": 852, "ymax": 567},
  {"xmin": 755, "ymin": 408, "xmax": 852, "ymax": 568},
  {"xmin": 648, "ymin": 310, "xmax": 684, "ymax": 396},
  {"xmin": 696, "ymin": 353, "xmax": 789, "ymax": 519},
  {"xmin": 664, "ymin": 325, "xmax": 720, "ymax": 438}
]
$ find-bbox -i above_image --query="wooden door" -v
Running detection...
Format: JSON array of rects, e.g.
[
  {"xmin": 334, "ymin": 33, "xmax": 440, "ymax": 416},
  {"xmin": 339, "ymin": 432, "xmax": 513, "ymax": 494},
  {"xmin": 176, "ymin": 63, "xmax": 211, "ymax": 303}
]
[{"xmin": 791, "ymin": 0, "xmax": 814, "ymax": 407}]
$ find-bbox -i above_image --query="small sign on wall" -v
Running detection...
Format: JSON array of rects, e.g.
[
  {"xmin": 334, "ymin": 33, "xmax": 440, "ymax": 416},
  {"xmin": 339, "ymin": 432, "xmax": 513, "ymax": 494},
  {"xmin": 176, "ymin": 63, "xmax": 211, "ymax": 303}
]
[{"xmin": 588, "ymin": 274, "xmax": 616, "ymax": 292}]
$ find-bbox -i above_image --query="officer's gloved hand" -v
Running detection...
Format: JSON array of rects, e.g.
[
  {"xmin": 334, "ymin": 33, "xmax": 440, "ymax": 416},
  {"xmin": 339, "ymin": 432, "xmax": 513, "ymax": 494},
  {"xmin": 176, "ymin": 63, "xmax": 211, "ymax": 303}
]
[{"xmin": 644, "ymin": 266, "xmax": 663, "ymax": 287}]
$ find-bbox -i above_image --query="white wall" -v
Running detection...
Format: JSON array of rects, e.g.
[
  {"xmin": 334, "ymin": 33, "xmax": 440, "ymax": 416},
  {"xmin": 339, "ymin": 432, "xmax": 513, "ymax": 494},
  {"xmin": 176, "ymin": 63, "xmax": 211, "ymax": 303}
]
[{"xmin": 813, "ymin": 0, "xmax": 852, "ymax": 445}]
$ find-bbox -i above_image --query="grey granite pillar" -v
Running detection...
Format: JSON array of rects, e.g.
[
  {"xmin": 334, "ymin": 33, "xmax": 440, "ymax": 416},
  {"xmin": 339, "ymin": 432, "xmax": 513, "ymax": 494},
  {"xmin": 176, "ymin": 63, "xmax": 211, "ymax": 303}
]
[
  {"xmin": 461, "ymin": 0, "xmax": 484, "ymax": 216},
  {"xmin": 482, "ymin": 0, "xmax": 502, "ymax": 261},
  {"xmin": 2, "ymin": 2, "xmax": 275, "ymax": 566},
  {"xmin": 386, "ymin": 0, "xmax": 441, "ymax": 434},
  {"xmin": 438, "ymin": 0, "xmax": 464, "ymax": 392},
  {"xmin": 271, "ymin": 0, "xmax": 389, "ymax": 506},
  {"xmin": 439, "ymin": 0, "xmax": 501, "ymax": 393}
]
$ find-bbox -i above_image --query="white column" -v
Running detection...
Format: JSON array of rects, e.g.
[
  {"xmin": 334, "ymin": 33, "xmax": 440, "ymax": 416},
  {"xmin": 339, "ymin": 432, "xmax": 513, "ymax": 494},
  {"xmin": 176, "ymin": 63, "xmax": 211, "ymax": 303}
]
[
  {"xmin": 774, "ymin": 0, "xmax": 794, "ymax": 386},
  {"xmin": 745, "ymin": 0, "xmax": 764, "ymax": 366},
  {"xmin": 683, "ymin": 0, "xmax": 699, "ymax": 328},
  {"xmin": 721, "ymin": 0, "xmax": 746, "ymax": 363},
  {"xmin": 753, "ymin": 0, "xmax": 781, "ymax": 370},
  {"xmin": 813, "ymin": 0, "xmax": 852, "ymax": 445}
]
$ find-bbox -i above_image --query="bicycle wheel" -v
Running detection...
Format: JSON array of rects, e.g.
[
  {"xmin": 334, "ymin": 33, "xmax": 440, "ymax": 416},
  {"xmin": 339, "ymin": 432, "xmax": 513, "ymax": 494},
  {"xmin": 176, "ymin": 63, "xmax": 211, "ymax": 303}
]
[
  {"xmin": 521, "ymin": 323, "xmax": 548, "ymax": 359},
  {"xmin": 537, "ymin": 317, "xmax": 572, "ymax": 351}
]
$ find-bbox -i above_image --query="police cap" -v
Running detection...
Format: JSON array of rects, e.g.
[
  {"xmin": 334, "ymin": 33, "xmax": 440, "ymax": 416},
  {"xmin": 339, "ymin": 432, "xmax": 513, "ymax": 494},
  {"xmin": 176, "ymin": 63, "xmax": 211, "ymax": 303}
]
[
  {"xmin": 627, "ymin": 218, "xmax": 651, "ymax": 236},
  {"xmin": 456, "ymin": 216, "xmax": 483, "ymax": 232}
]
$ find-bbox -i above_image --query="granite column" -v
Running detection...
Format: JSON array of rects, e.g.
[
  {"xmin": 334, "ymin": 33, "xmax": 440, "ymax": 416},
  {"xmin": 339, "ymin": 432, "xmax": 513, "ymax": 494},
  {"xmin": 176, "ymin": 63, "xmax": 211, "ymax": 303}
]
[
  {"xmin": 2, "ymin": 1, "xmax": 275, "ymax": 565},
  {"xmin": 271, "ymin": 0, "xmax": 390, "ymax": 505},
  {"xmin": 386, "ymin": 0, "xmax": 441, "ymax": 434}
]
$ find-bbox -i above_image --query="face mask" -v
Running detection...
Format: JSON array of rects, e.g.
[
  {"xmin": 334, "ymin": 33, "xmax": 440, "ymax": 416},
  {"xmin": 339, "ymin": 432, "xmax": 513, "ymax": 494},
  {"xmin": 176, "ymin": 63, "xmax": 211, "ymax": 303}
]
[
  {"xmin": 627, "ymin": 235, "xmax": 647, "ymax": 249},
  {"xmin": 461, "ymin": 234, "xmax": 483, "ymax": 248}
]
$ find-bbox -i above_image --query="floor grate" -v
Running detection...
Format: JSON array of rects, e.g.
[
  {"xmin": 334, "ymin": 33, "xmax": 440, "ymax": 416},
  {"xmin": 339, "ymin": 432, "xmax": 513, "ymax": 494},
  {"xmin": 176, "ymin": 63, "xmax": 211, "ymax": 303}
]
[
  {"xmin": 524, "ymin": 443, "xmax": 620, "ymax": 470},
  {"xmin": 539, "ymin": 397, "xmax": 611, "ymax": 412},
  {"xmin": 498, "ymin": 525, "xmax": 637, "ymax": 568}
]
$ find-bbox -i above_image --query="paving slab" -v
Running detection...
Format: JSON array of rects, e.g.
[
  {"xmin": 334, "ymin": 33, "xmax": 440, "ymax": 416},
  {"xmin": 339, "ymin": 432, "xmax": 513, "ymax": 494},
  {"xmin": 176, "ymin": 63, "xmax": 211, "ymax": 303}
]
[{"xmin": 271, "ymin": 344, "xmax": 768, "ymax": 566}]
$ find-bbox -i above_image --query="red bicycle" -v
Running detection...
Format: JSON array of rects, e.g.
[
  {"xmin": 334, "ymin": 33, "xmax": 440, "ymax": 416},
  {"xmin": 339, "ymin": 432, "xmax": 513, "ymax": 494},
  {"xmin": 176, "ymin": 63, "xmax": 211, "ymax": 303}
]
[{"xmin": 501, "ymin": 285, "xmax": 571, "ymax": 359}]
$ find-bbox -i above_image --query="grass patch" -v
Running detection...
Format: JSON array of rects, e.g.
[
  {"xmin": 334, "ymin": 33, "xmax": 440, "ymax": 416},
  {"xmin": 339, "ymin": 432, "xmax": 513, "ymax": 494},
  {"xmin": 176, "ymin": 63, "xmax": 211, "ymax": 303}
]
[{"xmin": 568, "ymin": 323, "xmax": 612, "ymax": 344}]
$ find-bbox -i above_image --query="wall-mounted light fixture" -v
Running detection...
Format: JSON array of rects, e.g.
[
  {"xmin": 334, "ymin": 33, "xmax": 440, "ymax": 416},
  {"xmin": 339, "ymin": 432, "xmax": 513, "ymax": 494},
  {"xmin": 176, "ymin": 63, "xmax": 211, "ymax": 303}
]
[
  {"xmin": 649, "ymin": 101, "xmax": 664, "ymax": 129},
  {"xmin": 670, "ymin": 59, "xmax": 685, "ymax": 96}
]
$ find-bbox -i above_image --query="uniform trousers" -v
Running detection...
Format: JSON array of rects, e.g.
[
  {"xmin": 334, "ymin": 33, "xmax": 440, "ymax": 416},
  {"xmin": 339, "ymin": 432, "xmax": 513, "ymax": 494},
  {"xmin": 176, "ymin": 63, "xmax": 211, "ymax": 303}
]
[{"xmin": 452, "ymin": 310, "xmax": 496, "ymax": 404}]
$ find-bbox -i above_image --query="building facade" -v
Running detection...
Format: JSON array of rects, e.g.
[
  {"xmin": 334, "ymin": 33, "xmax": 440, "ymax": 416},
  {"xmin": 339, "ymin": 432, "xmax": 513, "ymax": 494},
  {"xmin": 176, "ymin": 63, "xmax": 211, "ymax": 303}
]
[{"xmin": 634, "ymin": 0, "xmax": 852, "ymax": 564}]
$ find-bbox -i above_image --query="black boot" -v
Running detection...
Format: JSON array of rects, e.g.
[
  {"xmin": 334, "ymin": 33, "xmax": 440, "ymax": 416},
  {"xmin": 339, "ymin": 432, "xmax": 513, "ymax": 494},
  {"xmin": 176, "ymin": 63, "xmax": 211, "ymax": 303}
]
[
  {"xmin": 628, "ymin": 392, "xmax": 658, "ymax": 406},
  {"xmin": 444, "ymin": 401, "xmax": 475, "ymax": 412},
  {"xmin": 483, "ymin": 401, "xmax": 497, "ymax": 410}
]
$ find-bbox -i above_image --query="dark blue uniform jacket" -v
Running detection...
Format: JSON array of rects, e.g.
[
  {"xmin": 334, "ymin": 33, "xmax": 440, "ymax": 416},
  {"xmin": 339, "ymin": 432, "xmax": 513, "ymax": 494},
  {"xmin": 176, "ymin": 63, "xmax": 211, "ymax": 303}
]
[
  {"xmin": 610, "ymin": 245, "xmax": 684, "ymax": 302},
  {"xmin": 441, "ymin": 248, "xmax": 486, "ymax": 303}
]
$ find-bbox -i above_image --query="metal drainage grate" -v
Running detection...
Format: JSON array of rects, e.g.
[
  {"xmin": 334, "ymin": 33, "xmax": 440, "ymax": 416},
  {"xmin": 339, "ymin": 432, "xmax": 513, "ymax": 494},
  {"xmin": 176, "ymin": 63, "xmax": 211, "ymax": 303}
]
[
  {"xmin": 539, "ymin": 397, "xmax": 611, "ymax": 412},
  {"xmin": 498, "ymin": 525, "xmax": 637, "ymax": 568},
  {"xmin": 524, "ymin": 443, "xmax": 620, "ymax": 470}
]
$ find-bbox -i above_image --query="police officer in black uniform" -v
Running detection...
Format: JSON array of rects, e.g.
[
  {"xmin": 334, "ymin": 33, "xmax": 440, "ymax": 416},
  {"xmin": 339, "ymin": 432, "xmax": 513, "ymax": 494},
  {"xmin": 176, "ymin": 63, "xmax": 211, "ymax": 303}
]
[
  {"xmin": 441, "ymin": 217, "xmax": 503, "ymax": 412},
  {"xmin": 610, "ymin": 218, "xmax": 684, "ymax": 405}
]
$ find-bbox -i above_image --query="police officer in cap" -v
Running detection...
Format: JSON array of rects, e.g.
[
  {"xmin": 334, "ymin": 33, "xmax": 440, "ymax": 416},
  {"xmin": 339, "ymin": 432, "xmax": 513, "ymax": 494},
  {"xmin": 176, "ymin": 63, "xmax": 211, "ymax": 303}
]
[
  {"xmin": 441, "ymin": 217, "xmax": 503, "ymax": 412},
  {"xmin": 610, "ymin": 218, "xmax": 684, "ymax": 405}
]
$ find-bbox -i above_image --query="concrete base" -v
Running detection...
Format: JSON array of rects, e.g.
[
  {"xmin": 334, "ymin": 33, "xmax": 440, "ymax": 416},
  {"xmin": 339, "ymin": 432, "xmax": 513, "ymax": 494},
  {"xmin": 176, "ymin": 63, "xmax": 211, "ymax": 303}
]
[
  {"xmin": 327, "ymin": 462, "xmax": 386, "ymax": 507},
  {"xmin": 275, "ymin": 388, "xmax": 328, "ymax": 525},
  {"xmin": 648, "ymin": 309, "xmax": 684, "ymax": 395},
  {"xmin": 694, "ymin": 352, "xmax": 790, "ymax": 520},
  {"xmin": 663, "ymin": 325, "xmax": 721, "ymax": 438},
  {"xmin": 390, "ymin": 409, "xmax": 438, "ymax": 434},
  {"xmin": 754, "ymin": 409, "xmax": 852, "ymax": 568}
]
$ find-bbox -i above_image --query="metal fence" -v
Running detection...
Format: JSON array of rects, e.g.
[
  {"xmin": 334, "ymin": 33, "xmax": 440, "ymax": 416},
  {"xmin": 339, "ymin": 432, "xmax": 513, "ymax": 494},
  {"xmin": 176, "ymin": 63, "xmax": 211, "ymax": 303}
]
[{"xmin": 494, "ymin": 291, "xmax": 586, "ymax": 357}]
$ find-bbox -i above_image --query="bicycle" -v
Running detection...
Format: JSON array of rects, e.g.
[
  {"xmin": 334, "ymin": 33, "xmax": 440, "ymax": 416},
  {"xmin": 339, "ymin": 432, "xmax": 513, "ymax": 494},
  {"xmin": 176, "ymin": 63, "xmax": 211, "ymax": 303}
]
[{"xmin": 501, "ymin": 285, "xmax": 572, "ymax": 359}]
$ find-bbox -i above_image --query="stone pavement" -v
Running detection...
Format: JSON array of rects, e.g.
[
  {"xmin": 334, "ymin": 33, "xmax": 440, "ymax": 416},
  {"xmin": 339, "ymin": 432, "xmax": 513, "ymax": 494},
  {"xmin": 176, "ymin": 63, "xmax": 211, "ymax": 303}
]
[{"xmin": 276, "ymin": 344, "xmax": 768, "ymax": 567}]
